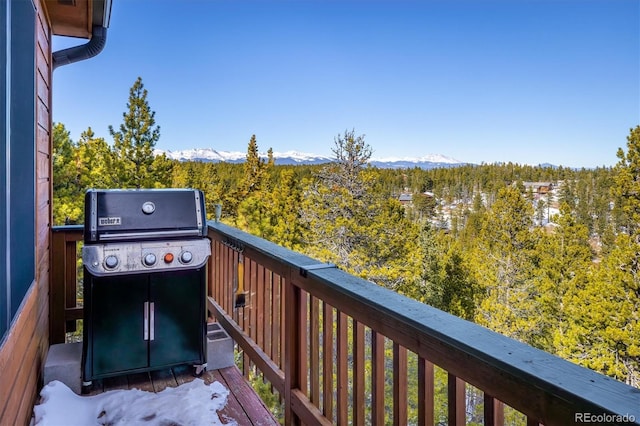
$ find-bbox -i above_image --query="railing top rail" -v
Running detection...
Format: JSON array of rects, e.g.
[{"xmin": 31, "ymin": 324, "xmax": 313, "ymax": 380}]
[
  {"xmin": 207, "ymin": 221, "xmax": 640, "ymax": 423},
  {"xmin": 52, "ymin": 224, "xmax": 83, "ymax": 233}
]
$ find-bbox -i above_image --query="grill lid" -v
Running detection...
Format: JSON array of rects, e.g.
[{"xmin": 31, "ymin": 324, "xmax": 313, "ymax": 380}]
[{"xmin": 84, "ymin": 189, "xmax": 207, "ymax": 242}]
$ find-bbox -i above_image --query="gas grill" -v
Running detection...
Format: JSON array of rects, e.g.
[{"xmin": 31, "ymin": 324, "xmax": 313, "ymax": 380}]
[{"xmin": 81, "ymin": 189, "xmax": 210, "ymax": 384}]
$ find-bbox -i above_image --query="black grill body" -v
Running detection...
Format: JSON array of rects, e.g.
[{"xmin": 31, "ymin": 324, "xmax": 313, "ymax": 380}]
[{"xmin": 81, "ymin": 189, "xmax": 210, "ymax": 382}]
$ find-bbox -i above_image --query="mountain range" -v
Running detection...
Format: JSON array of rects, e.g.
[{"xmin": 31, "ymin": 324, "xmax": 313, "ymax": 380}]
[{"xmin": 154, "ymin": 148, "xmax": 466, "ymax": 169}]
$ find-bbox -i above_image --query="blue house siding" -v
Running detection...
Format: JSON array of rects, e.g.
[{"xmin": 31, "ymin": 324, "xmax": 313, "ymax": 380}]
[
  {"xmin": 0, "ymin": 1, "xmax": 49, "ymax": 422},
  {"xmin": 9, "ymin": 0, "xmax": 36, "ymax": 322},
  {"xmin": 0, "ymin": 0, "xmax": 8, "ymax": 339},
  {"xmin": 0, "ymin": 0, "xmax": 36, "ymax": 343}
]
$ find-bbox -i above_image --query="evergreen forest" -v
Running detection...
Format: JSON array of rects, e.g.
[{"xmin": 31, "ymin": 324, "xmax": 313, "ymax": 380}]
[{"xmin": 53, "ymin": 78, "xmax": 640, "ymax": 417}]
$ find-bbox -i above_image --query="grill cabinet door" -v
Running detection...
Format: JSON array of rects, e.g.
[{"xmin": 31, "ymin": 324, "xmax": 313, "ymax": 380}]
[
  {"xmin": 90, "ymin": 275, "xmax": 148, "ymax": 377},
  {"xmin": 148, "ymin": 268, "xmax": 206, "ymax": 368}
]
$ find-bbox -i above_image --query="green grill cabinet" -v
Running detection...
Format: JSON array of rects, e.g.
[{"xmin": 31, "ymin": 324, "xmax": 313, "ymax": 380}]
[{"xmin": 82, "ymin": 268, "xmax": 207, "ymax": 381}]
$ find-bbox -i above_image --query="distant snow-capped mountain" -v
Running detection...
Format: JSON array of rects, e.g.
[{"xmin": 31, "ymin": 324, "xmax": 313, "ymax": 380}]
[
  {"xmin": 154, "ymin": 148, "xmax": 465, "ymax": 169},
  {"xmin": 369, "ymin": 154, "xmax": 464, "ymax": 169}
]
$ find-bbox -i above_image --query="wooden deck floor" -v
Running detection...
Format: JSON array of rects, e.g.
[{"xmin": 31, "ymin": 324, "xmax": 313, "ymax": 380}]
[{"xmin": 83, "ymin": 365, "xmax": 280, "ymax": 425}]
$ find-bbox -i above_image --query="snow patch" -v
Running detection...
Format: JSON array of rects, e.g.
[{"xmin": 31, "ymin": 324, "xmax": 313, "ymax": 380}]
[{"xmin": 33, "ymin": 379, "xmax": 235, "ymax": 426}]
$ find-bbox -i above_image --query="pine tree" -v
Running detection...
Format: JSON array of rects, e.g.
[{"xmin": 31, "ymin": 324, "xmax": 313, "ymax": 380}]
[
  {"xmin": 535, "ymin": 203, "xmax": 593, "ymax": 353},
  {"xmin": 560, "ymin": 233, "xmax": 640, "ymax": 386},
  {"xmin": 472, "ymin": 186, "xmax": 543, "ymax": 347},
  {"xmin": 262, "ymin": 168, "xmax": 304, "ymax": 249},
  {"xmin": 240, "ymin": 134, "xmax": 266, "ymax": 196},
  {"xmin": 76, "ymin": 127, "xmax": 115, "ymax": 190},
  {"xmin": 301, "ymin": 130, "xmax": 376, "ymax": 268},
  {"xmin": 558, "ymin": 125, "xmax": 640, "ymax": 386},
  {"xmin": 612, "ymin": 125, "xmax": 640, "ymax": 236},
  {"xmin": 109, "ymin": 77, "xmax": 170, "ymax": 188},
  {"xmin": 52, "ymin": 122, "xmax": 82, "ymax": 224},
  {"xmin": 300, "ymin": 130, "xmax": 421, "ymax": 289},
  {"xmin": 236, "ymin": 135, "xmax": 270, "ymax": 227}
]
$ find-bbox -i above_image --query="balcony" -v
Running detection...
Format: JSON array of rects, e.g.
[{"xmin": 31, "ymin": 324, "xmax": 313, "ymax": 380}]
[{"xmin": 51, "ymin": 223, "xmax": 640, "ymax": 425}]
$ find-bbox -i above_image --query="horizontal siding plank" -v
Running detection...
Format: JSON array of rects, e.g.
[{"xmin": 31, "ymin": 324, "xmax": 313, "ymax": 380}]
[
  {"xmin": 36, "ymin": 212, "xmax": 49, "ymax": 269},
  {"xmin": 36, "ymin": 71, "xmax": 49, "ymax": 109},
  {"xmin": 37, "ymin": 102, "xmax": 49, "ymax": 130},
  {"xmin": 13, "ymin": 340, "xmax": 39, "ymax": 426},
  {"xmin": 17, "ymin": 295, "xmax": 49, "ymax": 426},
  {"xmin": 36, "ymin": 45, "xmax": 49, "ymax": 86},
  {"xmin": 37, "ymin": 152, "xmax": 50, "ymax": 183},
  {"xmin": 36, "ymin": 123, "xmax": 50, "ymax": 156},
  {"xmin": 36, "ymin": 181, "xmax": 50, "ymax": 213},
  {"xmin": 0, "ymin": 283, "xmax": 38, "ymax": 424},
  {"xmin": 36, "ymin": 10, "xmax": 49, "ymax": 64}
]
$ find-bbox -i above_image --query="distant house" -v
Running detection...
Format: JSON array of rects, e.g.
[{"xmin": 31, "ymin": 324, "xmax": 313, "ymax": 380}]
[
  {"xmin": 521, "ymin": 181, "xmax": 554, "ymax": 195},
  {"xmin": 398, "ymin": 193, "xmax": 413, "ymax": 205}
]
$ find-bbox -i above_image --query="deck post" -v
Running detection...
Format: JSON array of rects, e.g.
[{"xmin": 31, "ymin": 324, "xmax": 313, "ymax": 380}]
[{"xmin": 284, "ymin": 268, "xmax": 301, "ymax": 425}]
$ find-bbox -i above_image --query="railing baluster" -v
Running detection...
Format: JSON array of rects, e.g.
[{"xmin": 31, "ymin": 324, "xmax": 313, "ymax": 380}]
[
  {"xmin": 299, "ymin": 289, "xmax": 309, "ymax": 397},
  {"xmin": 448, "ymin": 373, "xmax": 465, "ymax": 426},
  {"xmin": 310, "ymin": 295, "xmax": 320, "ymax": 406},
  {"xmin": 273, "ymin": 272, "xmax": 282, "ymax": 369},
  {"xmin": 418, "ymin": 357, "xmax": 435, "ymax": 426},
  {"xmin": 222, "ymin": 243, "xmax": 229, "ymax": 312},
  {"xmin": 322, "ymin": 301, "xmax": 334, "ymax": 420},
  {"xmin": 224, "ymin": 242, "xmax": 230, "ymax": 311},
  {"xmin": 371, "ymin": 331, "xmax": 385, "ymax": 426},
  {"xmin": 248, "ymin": 258, "xmax": 256, "ymax": 345},
  {"xmin": 264, "ymin": 269, "xmax": 273, "ymax": 363},
  {"xmin": 256, "ymin": 262, "xmax": 265, "ymax": 352},
  {"xmin": 280, "ymin": 274, "xmax": 286, "ymax": 374},
  {"xmin": 484, "ymin": 394, "xmax": 504, "ymax": 426},
  {"xmin": 353, "ymin": 320, "xmax": 365, "ymax": 426},
  {"xmin": 337, "ymin": 310, "xmax": 348, "ymax": 425},
  {"xmin": 393, "ymin": 343, "xmax": 408, "ymax": 426}
]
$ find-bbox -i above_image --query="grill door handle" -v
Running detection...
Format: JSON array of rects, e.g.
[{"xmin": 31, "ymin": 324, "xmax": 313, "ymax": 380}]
[
  {"xmin": 150, "ymin": 302, "xmax": 155, "ymax": 341},
  {"xmin": 143, "ymin": 302, "xmax": 149, "ymax": 340}
]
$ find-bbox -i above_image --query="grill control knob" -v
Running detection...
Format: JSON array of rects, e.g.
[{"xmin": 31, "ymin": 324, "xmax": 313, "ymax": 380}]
[
  {"xmin": 105, "ymin": 255, "xmax": 118, "ymax": 269},
  {"xmin": 180, "ymin": 251, "xmax": 193, "ymax": 264},
  {"xmin": 143, "ymin": 253, "xmax": 157, "ymax": 267}
]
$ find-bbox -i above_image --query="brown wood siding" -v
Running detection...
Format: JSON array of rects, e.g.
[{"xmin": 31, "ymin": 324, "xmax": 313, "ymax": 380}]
[{"xmin": 0, "ymin": 0, "xmax": 52, "ymax": 424}]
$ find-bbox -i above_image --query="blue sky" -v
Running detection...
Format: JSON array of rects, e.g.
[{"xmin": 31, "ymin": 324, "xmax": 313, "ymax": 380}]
[{"xmin": 53, "ymin": 0, "xmax": 639, "ymax": 168}]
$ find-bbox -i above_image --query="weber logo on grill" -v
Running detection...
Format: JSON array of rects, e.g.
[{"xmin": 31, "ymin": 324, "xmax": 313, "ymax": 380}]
[{"xmin": 99, "ymin": 217, "xmax": 122, "ymax": 226}]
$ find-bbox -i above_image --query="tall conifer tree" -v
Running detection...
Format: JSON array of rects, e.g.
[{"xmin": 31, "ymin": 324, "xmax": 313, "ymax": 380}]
[
  {"xmin": 612, "ymin": 125, "xmax": 640, "ymax": 236},
  {"xmin": 109, "ymin": 77, "xmax": 171, "ymax": 188}
]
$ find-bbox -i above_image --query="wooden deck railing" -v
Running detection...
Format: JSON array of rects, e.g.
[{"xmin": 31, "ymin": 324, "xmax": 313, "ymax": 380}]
[
  {"xmin": 50, "ymin": 225, "xmax": 84, "ymax": 344},
  {"xmin": 51, "ymin": 224, "xmax": 640, "ymax": 425}
]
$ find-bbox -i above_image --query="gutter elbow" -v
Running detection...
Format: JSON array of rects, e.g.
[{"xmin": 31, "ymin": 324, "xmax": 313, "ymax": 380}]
[{"xmin": 53, "ymin": 26, "xmax": 108, "ymax": 71}]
